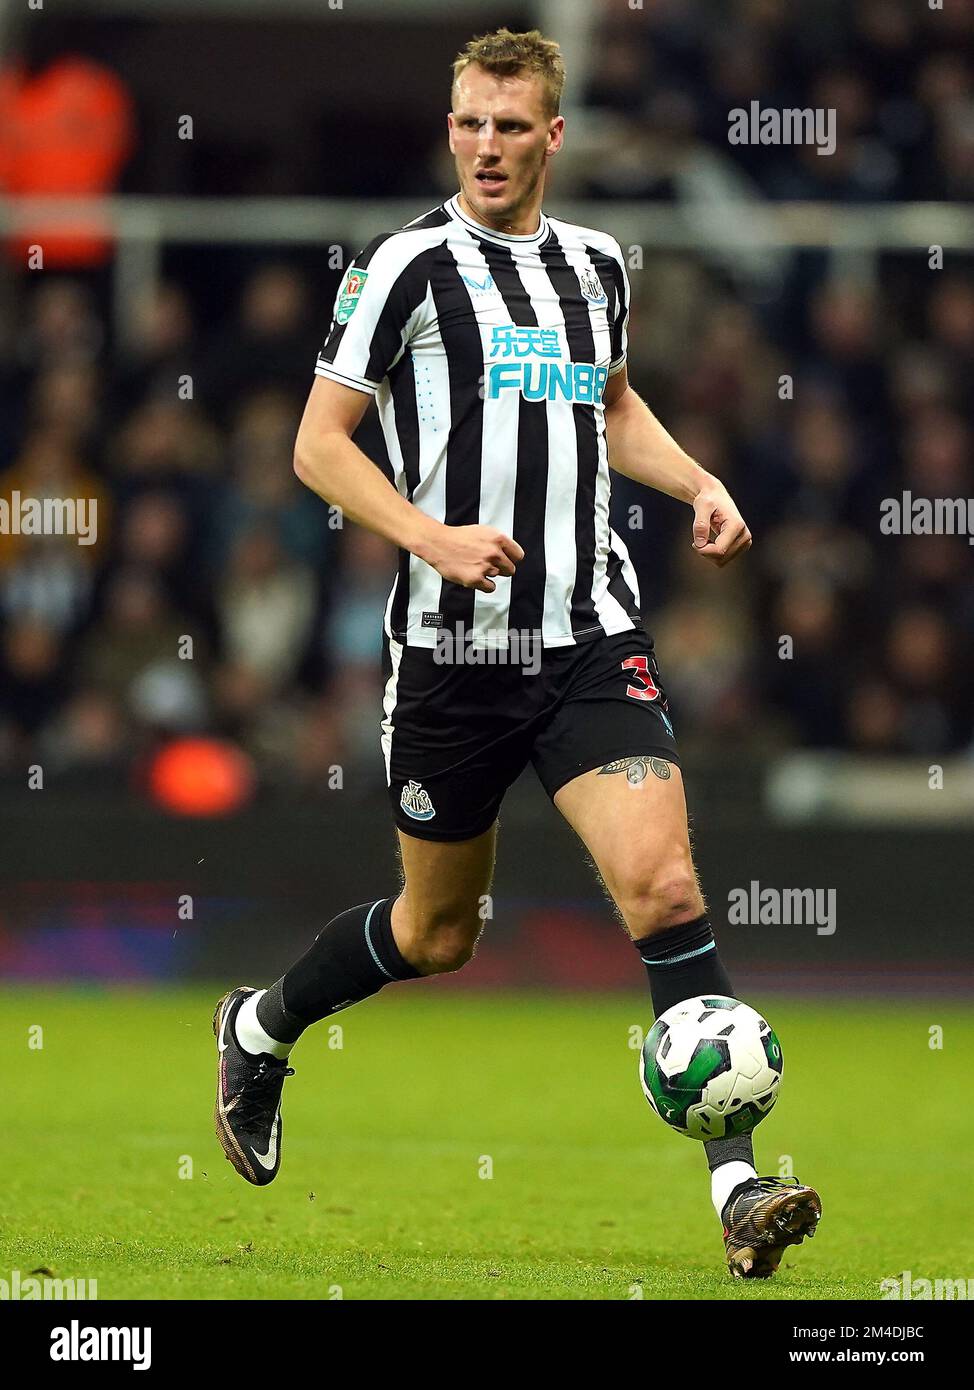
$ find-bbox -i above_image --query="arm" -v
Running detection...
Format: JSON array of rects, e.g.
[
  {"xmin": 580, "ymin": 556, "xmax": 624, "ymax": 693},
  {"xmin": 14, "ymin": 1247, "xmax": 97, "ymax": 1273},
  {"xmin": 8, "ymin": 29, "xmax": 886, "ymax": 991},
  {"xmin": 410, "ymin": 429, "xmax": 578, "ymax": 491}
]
[
  {"xmin": 293, "ymin": 376, "xmax": 523, "ymax": 593},
  {"xmin": 602, "ymin": 367, "xmax": 751, "ymax": 566}
]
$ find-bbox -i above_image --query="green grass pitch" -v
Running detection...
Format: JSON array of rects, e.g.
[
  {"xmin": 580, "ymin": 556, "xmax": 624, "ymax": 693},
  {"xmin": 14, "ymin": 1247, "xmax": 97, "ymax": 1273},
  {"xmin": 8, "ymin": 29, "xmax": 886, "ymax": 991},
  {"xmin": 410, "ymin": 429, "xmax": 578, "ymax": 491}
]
[{"xmin": 3, "ymin": 988, "xmax": 971, "ymax": 1300}]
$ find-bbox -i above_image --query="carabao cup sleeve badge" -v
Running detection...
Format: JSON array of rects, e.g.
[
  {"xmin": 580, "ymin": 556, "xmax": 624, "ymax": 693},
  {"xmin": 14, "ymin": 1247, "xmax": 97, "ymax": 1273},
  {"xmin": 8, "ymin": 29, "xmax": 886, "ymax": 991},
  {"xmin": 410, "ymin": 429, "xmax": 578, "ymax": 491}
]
[{"xmin": 335, "ymin": 269, "xmax": 368, "ymax": 324}]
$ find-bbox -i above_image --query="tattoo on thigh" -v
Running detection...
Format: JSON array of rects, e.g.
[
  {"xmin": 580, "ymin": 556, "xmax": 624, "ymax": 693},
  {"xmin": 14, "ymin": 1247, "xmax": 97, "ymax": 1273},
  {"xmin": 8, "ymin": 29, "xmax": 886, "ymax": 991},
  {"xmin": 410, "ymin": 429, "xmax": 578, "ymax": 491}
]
[
  {"xmin": 598, "ymin": 755, "xmax": 672, "ymax": 785},
  {"xmin": 599, "ymin": 756, "xmax": 647, "ymax": 784}
]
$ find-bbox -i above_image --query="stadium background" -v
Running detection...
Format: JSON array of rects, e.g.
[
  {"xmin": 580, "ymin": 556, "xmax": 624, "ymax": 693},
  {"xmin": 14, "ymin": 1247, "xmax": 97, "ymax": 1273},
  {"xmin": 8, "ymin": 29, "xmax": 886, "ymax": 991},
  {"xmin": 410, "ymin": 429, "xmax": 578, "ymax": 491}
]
[
  {"xmin": 4, "ymin": 0, "xmax": 974, "ymax": 1308},
  {"xmin": 2, "ymin": 0, "xmax": 973, "ymax": 996}
]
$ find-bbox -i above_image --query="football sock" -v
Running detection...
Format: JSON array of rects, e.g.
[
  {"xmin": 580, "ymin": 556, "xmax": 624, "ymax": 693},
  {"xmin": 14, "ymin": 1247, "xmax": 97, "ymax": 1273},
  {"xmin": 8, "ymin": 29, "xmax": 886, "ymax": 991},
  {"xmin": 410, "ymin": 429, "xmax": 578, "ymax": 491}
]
[
  {"xmin": 633, "ymin": 914, "xmax": 757, "ymax": 1212},
  {"xmin": 634, "ymin": 914, "xmax": 733, "ymax": 1016},
  {"xmin": 710, "ymin": 1160, "xmax": 759, "ymax": 1221},
  {"xmin": 242, "ymin": 897, "xmax": 420, "ymax": 1056},
  {"xmin": 235, "ymin": 990, "xmax": 292, "ymax": 1059}
]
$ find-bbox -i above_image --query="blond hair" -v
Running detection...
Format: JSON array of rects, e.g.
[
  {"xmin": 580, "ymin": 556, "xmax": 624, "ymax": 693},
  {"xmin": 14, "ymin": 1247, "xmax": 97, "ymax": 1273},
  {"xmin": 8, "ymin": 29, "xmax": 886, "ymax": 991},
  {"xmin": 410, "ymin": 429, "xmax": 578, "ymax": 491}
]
[{"xmin": 452, "ymin": 28, "xmax": 566, "ymax": 118}]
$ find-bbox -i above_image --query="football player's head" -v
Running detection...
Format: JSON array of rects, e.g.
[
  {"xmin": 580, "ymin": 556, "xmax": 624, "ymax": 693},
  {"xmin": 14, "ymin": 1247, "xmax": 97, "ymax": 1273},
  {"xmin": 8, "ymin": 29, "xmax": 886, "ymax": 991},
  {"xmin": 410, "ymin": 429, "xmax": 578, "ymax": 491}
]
[{"xmin": 448, "ymin": 28, "xmax": 565, "ymax": 231}]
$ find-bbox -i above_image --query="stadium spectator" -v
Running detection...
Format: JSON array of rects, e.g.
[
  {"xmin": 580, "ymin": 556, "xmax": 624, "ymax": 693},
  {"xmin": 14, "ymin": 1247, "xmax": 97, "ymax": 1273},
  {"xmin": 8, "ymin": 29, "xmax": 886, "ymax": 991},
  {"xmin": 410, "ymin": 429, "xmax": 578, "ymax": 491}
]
[{"xmin": 0, "ymin": 29, "xmax": 134, "ymax": 269}]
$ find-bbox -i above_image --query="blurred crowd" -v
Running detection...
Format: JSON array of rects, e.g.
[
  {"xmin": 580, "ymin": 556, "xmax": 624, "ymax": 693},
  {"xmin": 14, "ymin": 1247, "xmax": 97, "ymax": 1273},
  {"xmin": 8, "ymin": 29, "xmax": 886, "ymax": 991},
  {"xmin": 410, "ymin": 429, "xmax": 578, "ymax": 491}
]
[
  {"xmin": 1, "ymin": 248, "xmax": 972, "ymax": 793},
  {"xmin": 621, "ymin": 254, "xmax": 974, "ymax": 762},
  {"xmin": 573, "ymin": 0, "xmax": 974, "ymax": 203},
  {"xmin": 0, "ymin": 264, "xmax": 371, "ymax": 792},
  {"xmin": 0, "ymin": 0, "xmax": 972, "ymax": 795}
]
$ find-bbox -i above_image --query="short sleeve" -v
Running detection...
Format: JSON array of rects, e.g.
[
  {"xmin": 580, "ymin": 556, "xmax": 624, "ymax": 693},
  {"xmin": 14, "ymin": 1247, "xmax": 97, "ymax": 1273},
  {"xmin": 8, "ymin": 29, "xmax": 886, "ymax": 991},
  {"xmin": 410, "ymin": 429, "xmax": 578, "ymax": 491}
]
[
  {"xmin": 608, "ymin": 244, "xmax": 630, "ymax": 377},
  {"xmin": 315, "ymin": 233, "xmax": 432, "ymax": 396}
]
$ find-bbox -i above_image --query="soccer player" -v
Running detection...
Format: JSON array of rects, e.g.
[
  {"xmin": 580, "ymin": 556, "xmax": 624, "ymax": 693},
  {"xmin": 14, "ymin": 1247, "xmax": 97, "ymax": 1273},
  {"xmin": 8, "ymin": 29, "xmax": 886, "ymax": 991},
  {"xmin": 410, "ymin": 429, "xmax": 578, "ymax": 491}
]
[{"xmin": 213, "ymin": 27, "xmax": 821, "ymax": 1280}]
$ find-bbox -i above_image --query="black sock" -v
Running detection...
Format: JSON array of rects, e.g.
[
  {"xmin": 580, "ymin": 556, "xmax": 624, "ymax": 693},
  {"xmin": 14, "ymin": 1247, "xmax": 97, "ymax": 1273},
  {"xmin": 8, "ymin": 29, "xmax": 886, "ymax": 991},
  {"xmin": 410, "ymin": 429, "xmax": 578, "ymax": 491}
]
[
  {"xmin": 256, "ymin": 896, "xmax": 420, "ymax": 1043},
  {"xmin": 634, "ymin": 914, "xmax": 734, "ymax": 1016},
  {"xmin": 634, "ymin": 914, "xmax": 755, "ymax": 1176}
]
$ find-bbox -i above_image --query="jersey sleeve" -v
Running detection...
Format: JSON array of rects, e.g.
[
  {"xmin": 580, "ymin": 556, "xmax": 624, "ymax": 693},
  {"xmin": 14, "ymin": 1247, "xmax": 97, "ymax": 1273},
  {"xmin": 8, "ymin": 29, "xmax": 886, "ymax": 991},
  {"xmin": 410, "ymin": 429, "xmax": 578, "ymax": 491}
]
[
  {"xmin": 608, "ymin": 241, "xmax": 630, "ymax": 377},
  {"xmin": 315, "ymin": 233, "xmax": 431, "ymax": 396}
]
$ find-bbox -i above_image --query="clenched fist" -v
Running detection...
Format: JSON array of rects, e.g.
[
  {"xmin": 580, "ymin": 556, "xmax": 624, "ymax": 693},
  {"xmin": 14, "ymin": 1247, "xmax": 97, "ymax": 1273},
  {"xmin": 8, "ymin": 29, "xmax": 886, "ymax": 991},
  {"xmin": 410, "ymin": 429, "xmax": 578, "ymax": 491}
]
[{"xmin": 419, "ymin": 524, "xmax": 525, "ymax": 594}]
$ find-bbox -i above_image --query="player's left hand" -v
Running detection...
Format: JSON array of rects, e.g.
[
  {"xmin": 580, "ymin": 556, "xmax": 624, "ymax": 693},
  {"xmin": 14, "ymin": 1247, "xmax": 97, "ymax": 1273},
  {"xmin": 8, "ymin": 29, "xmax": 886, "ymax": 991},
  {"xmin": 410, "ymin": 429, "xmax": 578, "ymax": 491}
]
[{"xmin": 691, "ymin": 481, "xmax": 752, "ymax": 567}]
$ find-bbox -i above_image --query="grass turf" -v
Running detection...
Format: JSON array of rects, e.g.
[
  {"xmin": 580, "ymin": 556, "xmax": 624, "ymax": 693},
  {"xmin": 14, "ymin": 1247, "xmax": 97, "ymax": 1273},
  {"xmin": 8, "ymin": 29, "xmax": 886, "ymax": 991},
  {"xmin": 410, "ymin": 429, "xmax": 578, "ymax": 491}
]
[{"xmin": 2, "ymin": 988, "xmax": 971, "ymax": 1300}]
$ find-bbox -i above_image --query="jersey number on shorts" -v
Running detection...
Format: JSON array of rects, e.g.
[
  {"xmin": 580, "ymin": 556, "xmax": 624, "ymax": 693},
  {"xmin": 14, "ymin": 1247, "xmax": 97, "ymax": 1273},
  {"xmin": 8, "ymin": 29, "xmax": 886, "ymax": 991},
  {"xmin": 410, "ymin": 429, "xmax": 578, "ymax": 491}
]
[{"xmin": 622, "ymin": 655, "xmax": 660, "ymax": 702}]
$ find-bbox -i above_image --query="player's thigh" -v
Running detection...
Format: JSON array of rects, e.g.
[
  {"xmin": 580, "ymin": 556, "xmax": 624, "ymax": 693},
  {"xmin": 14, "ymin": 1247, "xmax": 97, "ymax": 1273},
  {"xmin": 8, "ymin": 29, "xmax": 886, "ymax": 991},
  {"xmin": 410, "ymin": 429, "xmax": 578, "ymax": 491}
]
[
  {"xmin": 393, "ymin": 822, "xmax": 496, "ymax": 947},
  {"xmin": 383, "ymin": 639, "xmax": 535, "ymax": 842},
  {"xmin": 553, "ymin": 757, "xmax": 702, "ymax": 934}
]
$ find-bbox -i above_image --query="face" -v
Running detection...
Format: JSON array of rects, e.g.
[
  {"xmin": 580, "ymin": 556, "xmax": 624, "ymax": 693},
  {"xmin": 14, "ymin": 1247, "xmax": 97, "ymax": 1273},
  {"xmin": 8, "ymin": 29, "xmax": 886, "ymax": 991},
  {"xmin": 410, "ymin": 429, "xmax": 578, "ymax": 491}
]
[{"xmin": 448, "ymin": 65, "xmax": 564, "ymax": 233}]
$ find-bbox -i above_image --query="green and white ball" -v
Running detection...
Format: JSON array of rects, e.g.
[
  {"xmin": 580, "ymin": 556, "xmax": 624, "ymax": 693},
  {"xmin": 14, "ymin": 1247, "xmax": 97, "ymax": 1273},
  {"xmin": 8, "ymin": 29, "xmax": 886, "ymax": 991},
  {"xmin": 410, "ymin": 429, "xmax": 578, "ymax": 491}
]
[{"xmin": 640, "ymin": 996, "xmax": 782, "ymax": 1140}]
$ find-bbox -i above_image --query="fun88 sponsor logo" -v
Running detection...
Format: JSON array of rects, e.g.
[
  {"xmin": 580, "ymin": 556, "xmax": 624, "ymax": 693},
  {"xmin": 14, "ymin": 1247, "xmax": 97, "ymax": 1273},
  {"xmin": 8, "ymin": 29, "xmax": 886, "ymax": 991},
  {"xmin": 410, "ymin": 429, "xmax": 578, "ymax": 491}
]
[
  {"xmin": 487, "ymin": 359, "xmax": 608, "ymax": 403},
  {"xmin": 486, "ymin": 326, "xmax": 608, "ymax": 403}
]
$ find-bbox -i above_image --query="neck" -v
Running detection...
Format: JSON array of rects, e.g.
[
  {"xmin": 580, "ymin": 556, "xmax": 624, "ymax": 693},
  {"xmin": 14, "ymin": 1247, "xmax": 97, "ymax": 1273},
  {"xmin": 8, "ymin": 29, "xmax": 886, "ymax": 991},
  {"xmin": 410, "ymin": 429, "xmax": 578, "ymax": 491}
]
[{"xmin": 456, "ymin": 190, "xmax": 543, "ymax": 237}]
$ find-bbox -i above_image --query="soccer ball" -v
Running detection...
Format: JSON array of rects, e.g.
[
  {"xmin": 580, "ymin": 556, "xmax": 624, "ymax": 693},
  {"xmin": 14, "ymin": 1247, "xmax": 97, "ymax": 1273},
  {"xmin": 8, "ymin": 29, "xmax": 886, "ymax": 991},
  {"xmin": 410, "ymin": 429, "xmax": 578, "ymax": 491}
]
[{"xmin": 640, "ymin": 996, "xmax": 782, "ymax": 1141}]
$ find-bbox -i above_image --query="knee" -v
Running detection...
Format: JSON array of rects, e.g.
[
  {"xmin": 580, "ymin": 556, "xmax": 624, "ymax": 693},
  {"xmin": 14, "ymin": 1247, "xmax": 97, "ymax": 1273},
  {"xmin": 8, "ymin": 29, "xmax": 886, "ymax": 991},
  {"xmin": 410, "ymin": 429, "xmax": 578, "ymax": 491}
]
[
  {"xmin": 410, "ymin": 925, "xmax": 478, "ymax": 975},
  {"xmin": 394, "ymin": 901, "xmax": 480, "ymax": 975},
  {"xmin": 616, "ymin": 855, "xmax": 704, "ymax": 936}
]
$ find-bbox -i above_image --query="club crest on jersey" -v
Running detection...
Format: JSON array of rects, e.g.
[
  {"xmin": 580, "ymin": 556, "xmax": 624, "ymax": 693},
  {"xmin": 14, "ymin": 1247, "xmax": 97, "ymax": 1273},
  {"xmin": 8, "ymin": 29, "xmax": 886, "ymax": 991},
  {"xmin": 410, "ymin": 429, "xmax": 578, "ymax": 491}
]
[
  {"xmin": 579, "ymin": 269, "xmax": 608, "ymax": 306},
  {"xmin": 336, "ymin": 269, "xmax": 368, "ymax": 325},
  {"xmin": 400, "ymin": 779, "xmax": 436, "ymax": 821}
]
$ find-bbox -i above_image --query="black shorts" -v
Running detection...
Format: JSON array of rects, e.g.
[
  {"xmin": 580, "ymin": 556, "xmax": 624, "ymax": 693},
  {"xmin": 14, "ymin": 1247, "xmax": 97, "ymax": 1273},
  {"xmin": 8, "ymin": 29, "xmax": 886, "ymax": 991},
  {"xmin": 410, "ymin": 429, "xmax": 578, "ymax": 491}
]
[{"xmin": 380, "ymin": 627, "xmax": 680, "ymax": 842}]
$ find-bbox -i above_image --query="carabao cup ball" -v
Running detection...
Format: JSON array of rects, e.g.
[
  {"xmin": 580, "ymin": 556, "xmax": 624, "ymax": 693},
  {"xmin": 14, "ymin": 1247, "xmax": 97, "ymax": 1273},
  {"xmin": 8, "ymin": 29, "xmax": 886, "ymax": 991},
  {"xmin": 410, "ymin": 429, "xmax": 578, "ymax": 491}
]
[{"xmin": 640, "ymin": 996, "xmax": 782, "ymax": 1140}]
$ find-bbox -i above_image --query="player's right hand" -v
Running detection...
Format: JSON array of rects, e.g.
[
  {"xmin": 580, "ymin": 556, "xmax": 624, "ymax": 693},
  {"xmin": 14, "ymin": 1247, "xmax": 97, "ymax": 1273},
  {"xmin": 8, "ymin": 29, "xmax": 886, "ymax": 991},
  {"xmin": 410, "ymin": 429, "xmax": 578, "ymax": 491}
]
[{"xmin": 421, "ymin": 524, "xmax": 524, "ymax": 593}]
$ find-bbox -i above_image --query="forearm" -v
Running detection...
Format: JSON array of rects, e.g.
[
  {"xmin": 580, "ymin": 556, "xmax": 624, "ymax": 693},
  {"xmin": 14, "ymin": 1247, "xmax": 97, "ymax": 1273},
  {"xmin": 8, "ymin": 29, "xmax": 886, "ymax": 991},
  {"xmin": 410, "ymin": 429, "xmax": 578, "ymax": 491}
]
[
  {"xmin": 603, "ymin": 386, "xmax": 711, "ymax": 502},
  {"xmin": 293, "ymin": 430, "xmax": 439, "ymax": 558}
]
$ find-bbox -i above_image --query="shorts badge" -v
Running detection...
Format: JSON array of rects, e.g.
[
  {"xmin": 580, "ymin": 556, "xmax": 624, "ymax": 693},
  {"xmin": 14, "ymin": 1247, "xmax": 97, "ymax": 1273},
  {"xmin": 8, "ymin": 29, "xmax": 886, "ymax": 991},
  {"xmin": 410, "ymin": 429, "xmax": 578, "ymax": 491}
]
[{"xmin": 401, "ymin": 779, "xmax": 436, "ymax": 821}]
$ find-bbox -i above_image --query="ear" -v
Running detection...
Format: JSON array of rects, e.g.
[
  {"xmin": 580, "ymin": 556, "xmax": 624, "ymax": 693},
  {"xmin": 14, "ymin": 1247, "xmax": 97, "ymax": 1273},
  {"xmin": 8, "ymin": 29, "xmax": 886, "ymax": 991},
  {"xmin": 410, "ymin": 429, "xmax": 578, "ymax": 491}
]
[
  {"xmin": 447, "ymin": 111, "xmax": 456, "ymax": 154},
  {"xmin": 546, "ymin": 115, "xmax": 565, "ymax": 157}
]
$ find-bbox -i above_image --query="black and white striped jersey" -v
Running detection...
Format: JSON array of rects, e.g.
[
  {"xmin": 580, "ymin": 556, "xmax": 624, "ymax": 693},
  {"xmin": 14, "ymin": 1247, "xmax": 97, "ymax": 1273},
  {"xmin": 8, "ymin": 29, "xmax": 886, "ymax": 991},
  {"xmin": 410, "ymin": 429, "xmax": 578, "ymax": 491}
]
[{"xmin": 315, "ymin": 193, "xmax": 642, "ymax": 649}]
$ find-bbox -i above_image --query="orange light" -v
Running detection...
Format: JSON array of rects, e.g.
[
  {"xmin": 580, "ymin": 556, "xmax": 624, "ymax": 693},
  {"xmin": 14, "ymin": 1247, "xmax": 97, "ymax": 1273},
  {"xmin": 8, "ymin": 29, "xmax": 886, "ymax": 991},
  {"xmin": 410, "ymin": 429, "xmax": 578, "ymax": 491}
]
[{"xmin": 148, "ymin": 738, "xmax": 256, "ymax": 817}]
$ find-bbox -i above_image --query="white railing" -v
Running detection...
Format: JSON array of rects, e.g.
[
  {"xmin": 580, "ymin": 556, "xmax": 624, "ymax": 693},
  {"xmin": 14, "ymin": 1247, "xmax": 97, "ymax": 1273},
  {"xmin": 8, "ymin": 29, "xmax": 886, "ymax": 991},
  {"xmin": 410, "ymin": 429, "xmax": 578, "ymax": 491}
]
[{"xmin": 1, "ymin": 195, "xmax": 971, "ymax": 346}]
